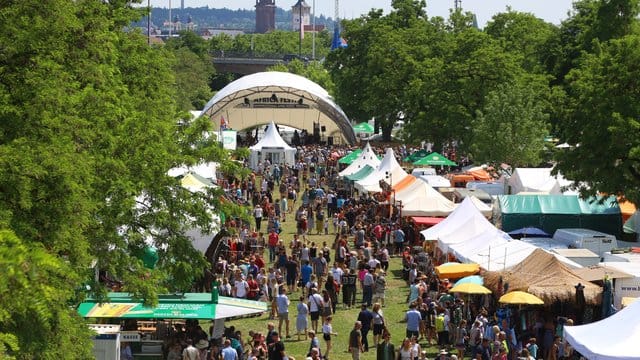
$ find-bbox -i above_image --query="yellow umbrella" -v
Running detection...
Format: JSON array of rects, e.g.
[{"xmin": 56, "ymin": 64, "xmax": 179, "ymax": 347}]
[
  {"xmin": 448, "ymin": 283, "xmax": 492, "ymax": 295},
  {"xmin": 499, "ymin": 291, "xmax": 544, "ymax": 305}
]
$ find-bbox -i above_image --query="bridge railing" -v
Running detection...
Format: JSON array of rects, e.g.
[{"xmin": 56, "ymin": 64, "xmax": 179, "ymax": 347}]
[{"xmin": 211, "ymin": 50, "xmax": 287, "ymax": 59}]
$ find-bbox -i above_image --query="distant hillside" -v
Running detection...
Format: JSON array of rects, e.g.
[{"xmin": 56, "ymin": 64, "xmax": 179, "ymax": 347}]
[{"xmin": 134, "ymin": 6, "xmax": 335, "ymax": 33}]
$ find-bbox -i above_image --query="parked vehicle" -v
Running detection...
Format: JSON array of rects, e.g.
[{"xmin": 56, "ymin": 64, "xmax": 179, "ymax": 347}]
[{"xmin": 553, "ymin": 228, "xmax": 618, "ymax": 258}]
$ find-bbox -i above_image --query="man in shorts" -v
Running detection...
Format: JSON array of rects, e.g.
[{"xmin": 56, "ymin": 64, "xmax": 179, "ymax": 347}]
[
  {"xmin": 276, "ymin": 287, "xmax": 291, "ymax": 338},
  {"xmin": 308, "ymin": 288, "xmax": 324, "ymax": 334}
]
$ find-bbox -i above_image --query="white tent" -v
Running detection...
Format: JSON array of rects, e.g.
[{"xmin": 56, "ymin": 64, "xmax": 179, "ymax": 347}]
[
  {"xmin": 468, "ymin": 195, "xmax": 493, "ymax": 218},
  {"xmin": 507, "ymin": 168, "xmax": 574, "ymax": 195},
  {"xmin": 339, "ymin": 142, "xmax": 381, "ymax": 177},
  {"xmin": 249, "ymin": 121, "xmax": 296, "ymax": 170},
  {"xmin": 564, "ymin": 298, "xmax": 640, "ymax": 360},
  {"xmin": 354, "ymin": 148, "xmax": 409, "ymax": 193},
  {"xmin": 395, "ymin": 179, "xmax": 456, "ymax": 217},
  {"xmin": 416, "ymin": 174, "xmax": 451, "ymax": 188},
  {"xmin": 168, "ymin": 162, "xmax": 218, "ymax": 182}
]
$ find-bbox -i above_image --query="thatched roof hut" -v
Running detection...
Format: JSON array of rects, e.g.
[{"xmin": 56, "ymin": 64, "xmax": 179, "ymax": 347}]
[{"xmin": 484, "ymin": 248, "xmax": 602, "ymax": 305}]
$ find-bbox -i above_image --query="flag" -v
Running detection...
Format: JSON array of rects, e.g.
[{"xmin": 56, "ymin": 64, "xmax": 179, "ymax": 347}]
[{"xmin": 220, "ymin": 116, "xmax": 227, "ymax": 130}]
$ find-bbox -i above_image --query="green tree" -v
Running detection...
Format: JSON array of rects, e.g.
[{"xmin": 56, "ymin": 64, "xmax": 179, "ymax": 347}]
[
  {"xmin": 470, "ymin": 80, "xmax": 551, "ymax": 166},
  {"xmin": 555, "ymin": 35, "xmax": 640, "ymax": 204}
]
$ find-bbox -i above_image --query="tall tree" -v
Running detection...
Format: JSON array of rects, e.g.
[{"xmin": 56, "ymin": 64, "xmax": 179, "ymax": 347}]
[
  {"xmin": 555, "ymin": 35, "xmax": 640, "ymax": 204},
  {"xmin": 470, "ymin": 79, "xmax": 551, "ymax": 167}
]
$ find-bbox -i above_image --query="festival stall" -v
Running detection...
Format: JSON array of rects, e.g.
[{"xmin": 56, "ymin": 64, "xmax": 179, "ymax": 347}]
[
  {"xmin": 338, "ymin": 142, "xmax": 380, "ymax": 177},
  {"xmin": 354, "ymin": 148, "xmax": 409, "ymax": 193},
  {"xmin": 394, "ymin": 179, "xmax": 456, "ymax": 217},
  {"xmin": 564, "ymin": 298, "xmax": 640, "ymax": 360},
  {"xmin": 506, "ymin": 167, "xmax": 574, "ymax": 195},
  {"xmin": 249, "ymin": 121, "xmax": 296, "ymax": 170}
]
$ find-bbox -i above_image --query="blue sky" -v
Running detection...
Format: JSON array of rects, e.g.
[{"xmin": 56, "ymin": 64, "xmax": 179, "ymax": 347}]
[{"xmin": 153, "ymin": 0, "xmax": 576, "ymax": 27}]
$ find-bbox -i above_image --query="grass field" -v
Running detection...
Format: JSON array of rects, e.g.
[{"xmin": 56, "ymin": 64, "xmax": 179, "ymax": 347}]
[{"xmin": 224, "ymin": 197, "xmax": 443, "ymax": 360}]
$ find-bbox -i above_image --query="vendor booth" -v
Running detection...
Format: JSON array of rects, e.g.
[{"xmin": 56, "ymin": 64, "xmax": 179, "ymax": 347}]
[
  {"xmin": 339, "ymin": 142, "xmax": 381, "ymax": 177},
  {"xmin": 354, "ymin": 148, "xmax": 409, "ymax": 193},
  {"xmin": 249, "ymin": 121, "xmax": 296, "ymax": 170}
]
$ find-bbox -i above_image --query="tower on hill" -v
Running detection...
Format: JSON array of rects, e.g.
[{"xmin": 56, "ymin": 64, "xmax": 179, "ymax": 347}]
[{"xmin": 255, "ymin": 0, "xmax": 276, "ymax": 33}]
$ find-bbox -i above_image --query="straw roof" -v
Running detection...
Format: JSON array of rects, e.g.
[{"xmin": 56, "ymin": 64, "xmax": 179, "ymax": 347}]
[{"xmin": 484, "ymin": 248, "xmax": 602, "ymax": 305}]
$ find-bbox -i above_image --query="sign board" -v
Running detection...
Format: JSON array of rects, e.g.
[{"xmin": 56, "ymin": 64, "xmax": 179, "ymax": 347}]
[{"xmin": 222, "ymin": 130, "xmax": 237, "ymax": 150}]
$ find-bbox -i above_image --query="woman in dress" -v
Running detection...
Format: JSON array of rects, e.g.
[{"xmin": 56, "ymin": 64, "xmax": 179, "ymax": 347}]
[{"xmin": 296, "ymin": 296, "xmax": 309, "ymax": 341}]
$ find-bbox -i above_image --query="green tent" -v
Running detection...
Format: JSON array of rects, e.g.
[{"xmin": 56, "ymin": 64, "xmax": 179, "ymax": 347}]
[
  {"xmin": 338, "ymin": 149, "xmax": 363, "ymax": 165},
  {"xmin": 352, "ymin": 122, "xmax": 375, "ymax": 134},
  {"xmin": 498, "ymin": 195, "xmax": 622, "ymax": 237},
  {"xmin": 403, "ymin": 149, "xmax": 430, "ymax": 163},
  {"xmin": 344, "ymin": 165, "xmax": 374, "ymax": 181},
  {"xmin": 413, "ymin": 152, "xmax": 457, "ymax": 166},
  {"xmin": 78, "ymin": 292, "xmax": 267, "ymax": 320}
]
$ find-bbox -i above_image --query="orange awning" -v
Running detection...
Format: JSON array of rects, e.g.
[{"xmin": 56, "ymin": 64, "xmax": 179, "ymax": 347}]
[
  {"xmin": 619, "ymin": 199, "xmax": 637, "ymax": 222},
  {"xmin": 392, "ymin": 175, "xmax": 417, "ymax": 192},
  {"xmin": 467, "ymin": 169, "xmax": 492, "ymax": 181}
]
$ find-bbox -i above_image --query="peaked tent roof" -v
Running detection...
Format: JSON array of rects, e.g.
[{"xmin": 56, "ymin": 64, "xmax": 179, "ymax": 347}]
[
  {"xmin": 403, "ymin": 149, "xmax": 430, "ymax": 163},
  {"xmin": 565, "ymin": 299, "xmax": 640, "ymax": 360},
  {"xmin": 354, "ymin": 148, "xmax": 409, "ymax": 193},
  {"xmin": 249, "ymin": 121, "xmax": 294, "ymax": 150},
  {"xmin": 395, "ymin": 178, "xmax": 456, "ymax": 217},
  {"xmin": 483, "ymin": 248, "xmax": 600, "ymax": 304},
  {"xmin": 339, "ymin": 142, "xmax": 381, "ymax": 177},
  {"xmin": 507, "ymin": 168, "xmax": 574, "ymax": 194},
  {"xmin": 413, "ymin": 152, "xmax": 457, "ymax": 166},
  {"xmin": 338, "ymin": 149, "xmax": 362, "ymax": 164}
]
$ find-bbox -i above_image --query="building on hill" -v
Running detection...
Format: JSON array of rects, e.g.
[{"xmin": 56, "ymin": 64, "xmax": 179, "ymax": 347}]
[
  {"xmin": 256, "ymin": 0, "xmax": 276, "ymax": 33},
  {"xmin": 291, "ymin": 0, "xmax": 311, "ymax": 31}
]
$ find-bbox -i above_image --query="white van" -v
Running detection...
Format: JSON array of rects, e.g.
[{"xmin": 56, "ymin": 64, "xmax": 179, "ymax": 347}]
[
  {"xmin": 552, "ymin": 228, "xmax": 618, "ymax": 258},
  {"xmin": 466, "ymin": 181, "xmax": 505, "ymax": 196}
]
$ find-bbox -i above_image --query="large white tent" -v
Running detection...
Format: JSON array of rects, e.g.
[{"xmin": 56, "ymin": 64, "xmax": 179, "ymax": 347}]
[
  {"xmin": 354, "ymin": 148, "xmax": 409, "ymax": 193},
  {"xmin": 507, "ymin": 168, "xmax": 575, "ymax": 195},
  {"xmin": 395, "ymin": 179, "xmax": 456, "ymax": 217},
  {"xmin": 339, "ymin": 142, "xmax": 381, "ymax": 177},
  {"xmin": 564, "ymin": 298, "xmax": 640, "ymax": 360},
  {"xmin": 420, "ymin": 198, "xmax": 580, "ymax": 270},
  {"xmin": 249, "ymin": 121, "xmax": 296, "ymax": 170},
  {"xmin": 416, "ymin": 174, "xmax": 451, "ymax": 188}
]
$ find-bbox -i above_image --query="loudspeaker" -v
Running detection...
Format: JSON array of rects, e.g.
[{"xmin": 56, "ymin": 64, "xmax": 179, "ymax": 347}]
[
  {"xmin": 321, "ymin": 126, "xmax": 326, "ymax": 132},
  {"xmin": 327, "ymin": 136, "xmax": 334, "ymax": 146}
]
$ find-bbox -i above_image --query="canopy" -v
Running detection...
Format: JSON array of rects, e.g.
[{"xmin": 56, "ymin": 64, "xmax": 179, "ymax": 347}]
[
  {"xmin": 344, "ymin": 165, "xmax": 374, "ymax": 181},
  {"xmin": 403, "ymin": 149, "xmax": 430, "ymax": 163},
  {"xmin": 395, "ymin": 179, "xmax": 456, "ymax": 217},
  {"xmin": 352, "ymin": 122, "xmax": 374, "ymax": 134},
  {"xmin": 248, "ymin": 121, "xmax": 297, "ymax": 170},
  {"xmin": 413, "ymin": 152, "xmax": 456, "ymax": 166},
  {"xmin": 339, "ymin": 142, "xmax": 381, "ymax": 177},
  {"xmin": 78, "ymin": 293, "xmax": 267, "ymax": 320},
  {"xmin": 411, "ymin": 217, "xmax": 445, "ymax": 227},
  {"xmin": 564, "ymin": 298, "xmax": 640, "ymax": 360},
  {"xmin": 392, "ymin": 175, "xmax": 417, "ymax": 193},
  {"xmin": 507, "ymin": 168, "xmax": 574, "ymax": 195},
  {"xmin": 498, "ymin": 194, "xmax": 622, "ymax": 237},
  {"xmin": 338, "ymin": 149, "xmax": 362, "ymax": 164},
  {"xmin": 499, "ymin": 291, "xmax": 544, "ymax": 305},
  {"xmin": 449, "ymin": 283, "xmax": 491, "ymax": 294},
  {"xmin": 484, "ymin": 248, "xmax": 601, "ymax": 305},
  {"xmin": 416, "ymin": 174, "xmax": 451, "ymax": 188},
  {"xmin": 202, "ymin": 71, "xmax": 356, "ymax": 144},
  {"xmin": 354, "ymin": 148, "xmax": 409, "ymax": 193},
  {"xmin": 180, "ymin": 172, "xmax": 217, "ymax": 193},
  {"xmin": 435, "ymin": 263, "xmax": 480, "ymax": 279},
  {"xmin": 507, "ymin": 227, "xmax": 550, "ymax": 238}
]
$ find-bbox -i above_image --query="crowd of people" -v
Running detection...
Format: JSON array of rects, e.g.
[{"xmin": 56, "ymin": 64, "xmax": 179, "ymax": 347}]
[{"xmin": 130, "ymin": 143, "xmax": 577, "ymax": 360}]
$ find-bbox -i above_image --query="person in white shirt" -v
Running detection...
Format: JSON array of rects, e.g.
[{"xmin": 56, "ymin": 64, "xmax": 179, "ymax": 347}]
[
  {"xmin": 182, "ymin": 339, "xmax": 200, "ymax": 360},
  {"xmin": 234, "ymin": 275, "xmax": 249, "ymax": 298},
  {"xmin": 308, "ymin": 288, "xmax": 324, "ymax": 334}
]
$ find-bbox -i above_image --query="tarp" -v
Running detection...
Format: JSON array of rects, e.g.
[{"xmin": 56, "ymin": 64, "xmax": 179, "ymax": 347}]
[
  {"xmin": 338, "ymin": 149, "xmax": 362, "ymax": 164},
  {"xmin": 411, "ymin": 217, "xmax": 445, "ymax": 226},
  {"xmin": 498, "ymin": 195, "xmax": 623, "ymax": 237},
  {"xmin": 507, "ymin": 168, "xmax": 573, "ymax": 195},
  {"xmin": 564, "ymin": 298, "xmax": 640, "ymax": 360},
  {"xmin": 395, "ymin": 179, "xmax": 456, "ymax": 217},
  {"xmin": 392, "ymin": 175, "xmax": 417, "ymax": 193},
  {"xmin": 78, "ymin": 293, "xmax": 267, "ymax": 320},
  {"xmin": 354, "ymin": 148, "xmax": 409, "ymax": 193},
  {"xmin": 339, "ymin": 142, "xmax": 381, "ymax": 177},
  {"xmin": 344, "ymin": 165, "xmax": 374, "ymax": 181}
]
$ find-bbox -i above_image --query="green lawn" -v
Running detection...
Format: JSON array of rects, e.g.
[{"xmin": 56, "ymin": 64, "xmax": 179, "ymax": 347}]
[{"xmin": 225, "ymin": 196, "xmax": 443, "ymax": 360}]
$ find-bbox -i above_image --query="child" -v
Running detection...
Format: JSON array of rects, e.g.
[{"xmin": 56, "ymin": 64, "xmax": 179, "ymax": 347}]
[
  {"xmin": 526, "ymin": 338, "xmax": 538, "ymax": 359},
  {"xmin": 324, "ymin": 217, "xmax": 329, "ymax": 235},
  {"xmin": 322, "ymin": 316, "xmax": 338, "ymax": 360}
]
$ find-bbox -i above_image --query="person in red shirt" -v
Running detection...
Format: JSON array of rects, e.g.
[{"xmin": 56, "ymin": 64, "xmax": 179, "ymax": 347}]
[
  {"xmin": 268, "ymin": 229, "xmax": 279, "ymax": 263},
  {"xmin": 247, "ymin": 274, "xmax": 260, "ymax": 300}
]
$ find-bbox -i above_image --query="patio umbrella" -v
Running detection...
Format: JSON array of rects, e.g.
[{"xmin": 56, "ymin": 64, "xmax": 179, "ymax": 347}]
[
  {"xmin": 455, "ymin": 275, "xmax": 484, "ymax": 286},
  {"xmin": 352, "ymin": 122, "xmax": 375, "ymax": 134},
  {"xmin": 448, "ymin": 283, "xmax": 492, "ymax": 295},
  {"xmin": 499, "ymin": 291, "xmax": 544, "ymax": 305},
  {"xmin": 413, "ymin": 152, "xmax": 457, "ymax": 166},
  {"xmin": 507, "ymin": 227, "xmax": 550, "ymax": 239}
]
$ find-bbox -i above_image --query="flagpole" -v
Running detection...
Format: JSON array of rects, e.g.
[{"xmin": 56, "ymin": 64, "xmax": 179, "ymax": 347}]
[
  {"xmin": 312, "ymin": 0, "xmax": 316, "ymax": 60},
  {"xmin": 298, "ymin": 1, "xmax": 303, "ymax": 57}
]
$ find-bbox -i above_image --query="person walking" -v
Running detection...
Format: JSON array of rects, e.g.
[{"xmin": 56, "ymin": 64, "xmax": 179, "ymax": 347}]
[
  {"xmin": 405, "ymin": 303, "xmax": 422, "ymax": 339},
  {"xmin": 348, "ymin": 321, "xmax": 364, "ymax": 360},
  {"xmin": 275, "ymin": 287, "xmax": 291, "ymax": 338},
  {"xmin": 357, "ymin": 304, "xmax": 374, "ymax": 352},
  {"xmin": 296, "ymin": 296, "xmax": 309, "ymax": 341},
  {"xmin": 362, "ymin": 268, "xmax": 374, "ymax": 307},
  {"xmin": 376, "ymin": 331, "xmax": 395, "ymax": 360},
  {"xmin": 253, "ymin": 204, "xmax": 264, "ymax": 231},
  {"xmin": 308, "ymin": 288, "xmax": 324, "ymax": 334},
  {"xmin": 322, "ymin": 316, "xmax": 338, "ymax": 360},
  {"xmin": 372, "ymin": 303, "xmax": 386, "ymax": 347},
  {"xmin": 220, "ymin": 339, "xmax": 239, "ymax": 360}
]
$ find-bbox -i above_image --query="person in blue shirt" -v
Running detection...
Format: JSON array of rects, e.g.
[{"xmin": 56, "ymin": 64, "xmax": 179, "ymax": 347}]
[
  {"xmin": 404, "ymin": 303, "xmax": 422, "ymax": 339},
  {"xmin": 301, "ymin": 261, "xmax": 313, "ymax": 293},
  {"xmin": 221, "ymin": 339, "xmax": 239, "ymax": 360}
]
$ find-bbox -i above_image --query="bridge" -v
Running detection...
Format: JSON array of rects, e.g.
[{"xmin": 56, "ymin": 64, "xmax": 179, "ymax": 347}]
[{"xmin": 212, "ymin": 57, "xmax": 284, "ymax": 75}]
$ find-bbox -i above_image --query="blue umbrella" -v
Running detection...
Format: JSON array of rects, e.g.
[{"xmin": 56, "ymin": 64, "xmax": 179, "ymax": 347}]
[
  {"xmin": 507, "ymin": 227, "xmax": 550, "ymax": 238},
  {"xmin": 455, "ymin": 275, "xmax": 484, "ymax": 286}
]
